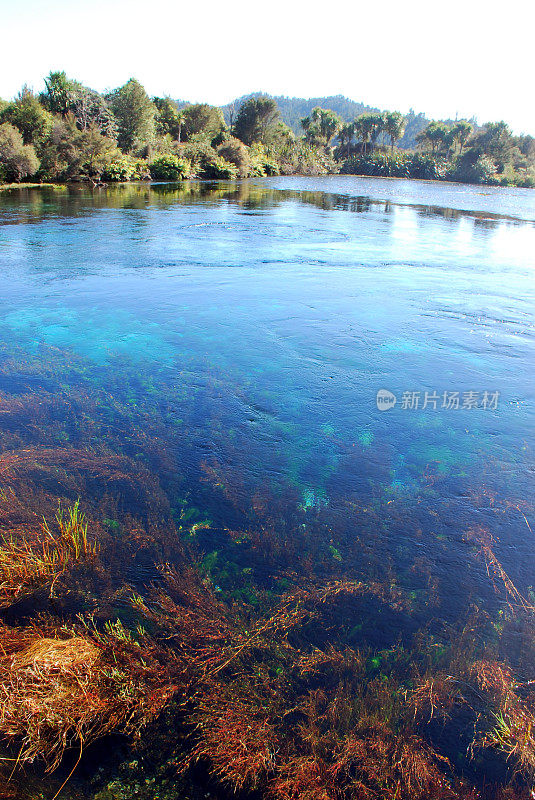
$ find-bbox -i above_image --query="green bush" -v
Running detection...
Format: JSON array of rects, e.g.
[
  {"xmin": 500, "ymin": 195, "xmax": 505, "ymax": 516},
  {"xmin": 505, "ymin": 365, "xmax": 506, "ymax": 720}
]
[
  {"xmin": 276, "ymin": 141, "xmax": 337, "ymax": 176},
  {"xmin": 101, "ymin": 155, "xmax": 136, "ymax": 182},
  {"xmin": 179, "ymin": 139, "xmax": 217, "ymax": 175},
  {"xmin": 149, "ymin": 154, "xmax": 190, "ymax": 181},
  {"xmin": 0, "ymin": 122, "xmax": 40, "ymax": 182},
  {"xmin": 341, "ymin": 151, "xmax": 448, "ymax": 181},
  {"xmin": 450, "ymin": 152, "xmax": 497, "ymax": 185},
  {"xmin": 249, "ymin": 143, "xmax": 280, "ymax": 176},
  {"xmin": 217, "ymin": 138, "xmax": 250, "ymax": 177},
  {"xmin": 514, "ymin": 175, "xmax": 535, "ymax": 188},
  {"xmin": 409, "ymin": 153, "xmax": 449, "ymax": 180},
  {"xmin": 202, "ymin": 156, "xmax": 237, "ymax": 180},
  {"xmin": 341, "ymin": 152, "xmax": 411, "ymax": 178}
]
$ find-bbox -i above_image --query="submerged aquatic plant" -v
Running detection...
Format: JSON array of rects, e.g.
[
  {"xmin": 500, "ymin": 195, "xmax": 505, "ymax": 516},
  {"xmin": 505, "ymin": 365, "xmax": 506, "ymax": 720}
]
[
  {"xmin": 0, "ymin": 624, "xmax": 177, "ymax": 774},
  {"xmin": 0, "ymin": 344, "xmax": 533, "ymax": 800},
  {"xmin": 0, "ymin": 500, "xmax": 98, "ymax": 604}
]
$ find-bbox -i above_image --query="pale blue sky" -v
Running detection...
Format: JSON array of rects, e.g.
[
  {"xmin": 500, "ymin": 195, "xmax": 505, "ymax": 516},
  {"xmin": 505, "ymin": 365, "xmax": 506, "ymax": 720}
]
[{"xmin": 1, "ymin": 0, "xmax": 533, "ymax": 133}]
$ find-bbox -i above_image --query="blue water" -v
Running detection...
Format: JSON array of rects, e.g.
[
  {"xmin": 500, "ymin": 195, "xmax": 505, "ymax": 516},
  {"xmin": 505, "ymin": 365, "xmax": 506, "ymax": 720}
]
[{"xmin": 0, "ymin": 178, "xmax": 534, "ymax": 610}]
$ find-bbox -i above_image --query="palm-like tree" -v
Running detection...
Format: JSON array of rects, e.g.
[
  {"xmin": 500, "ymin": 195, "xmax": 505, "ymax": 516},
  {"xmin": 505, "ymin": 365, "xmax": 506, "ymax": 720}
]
[
  {"xmin": 301, "ymin": 107, "xmax": 342, "ymax": 147},
  {"xmin": 354, "ymin": 113, "xmax": 383, "ymax": 155},
  {"xmin": 451, "ymin": 120, "xmax": 473, "ymax": 155},
  {"xmin": 416, "ymin": 121, "xmax": 451, "ymax": 154},
  {"xmin": 338, "ymin": 122, "xmax": 355, "ymax": 158},
  {"xmin": 384, "ymin": 111, "xmax": 405, "ymax": 153}
]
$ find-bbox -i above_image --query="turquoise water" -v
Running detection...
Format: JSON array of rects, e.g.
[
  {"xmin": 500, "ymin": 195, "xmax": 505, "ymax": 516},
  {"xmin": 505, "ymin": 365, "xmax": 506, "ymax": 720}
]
[{"xmin": 0, "ymin": 178, "xmax": 534, "ymax": 611}]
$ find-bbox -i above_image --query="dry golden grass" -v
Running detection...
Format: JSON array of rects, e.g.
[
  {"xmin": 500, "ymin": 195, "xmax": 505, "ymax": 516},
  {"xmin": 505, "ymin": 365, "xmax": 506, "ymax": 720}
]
[
  {"xmin": 0, "ymin": 634, "xmax": 103, "ymax": 769},
  {"xmin": 0, "ymin": 625, "xmax": 175, "ymax": 775}
]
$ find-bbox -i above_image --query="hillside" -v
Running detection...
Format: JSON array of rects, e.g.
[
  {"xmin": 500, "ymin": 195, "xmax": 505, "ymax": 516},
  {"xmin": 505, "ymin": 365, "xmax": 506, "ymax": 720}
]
[
  {"xmin": 222, "ymin": 93, "xmax": 375, "ymax": 133},
  {"xmin": 176, "ymin": 92, "xmax": 436, "ymax": 149}
]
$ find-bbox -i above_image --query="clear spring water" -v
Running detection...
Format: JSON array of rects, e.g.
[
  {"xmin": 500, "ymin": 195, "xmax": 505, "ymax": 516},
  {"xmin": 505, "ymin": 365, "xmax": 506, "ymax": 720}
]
[{"xmin": 0, "ymin": 177, "xmax": 533, "ymax": 615}]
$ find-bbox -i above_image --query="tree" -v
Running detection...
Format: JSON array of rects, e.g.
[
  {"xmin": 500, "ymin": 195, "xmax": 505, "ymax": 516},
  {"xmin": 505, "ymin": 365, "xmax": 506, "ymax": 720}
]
[
  {"xmin": 338, "ymin": 122, "xmax": 355, "ymax": 158},
  {"xmin": 154, "ymin": 97, "xmax": 185, "ymax": 142},
  {"xmin": 38, "ymin": 115, "xmax": 120, "ymax": 180},
  {"xmin": 41, "ymin": 71, "xmax": 77, "ymax": 116},
  {"xmin": 264, "ymin": 121, "xmax": 295, "ymax": 151},
  {"xmin": 233, "ymin": 98, "xmax": 280, "ymax": 146},
  {"xmin": 71, "ymin": 87, "xmax": 117, "ymax": 139},
  {"xmin": 301, "ymin": 107, "xmax": 342, "ymax": 146},
  {"xmin": 517, "ymin": 134, "xmax": 535, "ymax": 161},
  {"xmin": 181, "ymin": 104, "xmax": 225, "ymax": 144},
  {"xmin": 451, "ymin": 120, "xmax": 473, "ymax": 155},
  {"xmin": 468, "ymin": 121, "xmax": 515, "ymax": 171},
  {"xmin": 453, "ymin": 150, "xmax": 497, "ymax": 184},
  {"xmin": 0, "ymin": 86, "xmax": 53, "ymax": 146},
  {"xmin": 108, "ymin": 79, "xmax": 156, "ymax": 152},
  {"xmin": 75, "ymin": 125, "xmax": 121, "ymax": 177},
  {"xmin": 0, "ymin": 122, "xmax": 40, "ymax": 182},
  {"xmin": 416, "ymin": 121, "xmax": 451, "ymax": 154},
  {"xmin": 354, "ymin": 112, "xmax": 384, "ymax": 155},
  {"xmin": 383, "ymin": 111, "xmax": 405, "ymax": 153},
  {"xmin": 41, "ymin": 71, "xmax": 117, "ymax": 139}
]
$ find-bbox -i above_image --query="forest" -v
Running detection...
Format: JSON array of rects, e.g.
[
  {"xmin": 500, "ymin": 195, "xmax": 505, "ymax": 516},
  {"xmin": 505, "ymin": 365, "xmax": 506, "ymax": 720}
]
[{"xmin": 1, "ymin": 72, "xmax": 534, "ymax": 188}]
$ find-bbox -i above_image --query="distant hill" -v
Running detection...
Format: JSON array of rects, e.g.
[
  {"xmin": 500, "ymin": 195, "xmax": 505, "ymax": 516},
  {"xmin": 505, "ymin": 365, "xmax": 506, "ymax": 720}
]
[
  {"xmin": 176, "ymin": 92, "xmax": 474, "ymax": 150},
  {"xmin": 221, "ymin": 93, "xmax": 376, "ymax": 133},
  {"xmin": 220, "ymin": 93, "xmax": 436, "ymax": 149}
]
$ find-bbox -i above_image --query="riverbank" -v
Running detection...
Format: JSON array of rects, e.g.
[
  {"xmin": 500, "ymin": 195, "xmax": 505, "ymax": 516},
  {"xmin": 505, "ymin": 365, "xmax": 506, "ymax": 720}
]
[{"xmin": 0, "ymin": 182, "xmax": 64, "ymax": 190}]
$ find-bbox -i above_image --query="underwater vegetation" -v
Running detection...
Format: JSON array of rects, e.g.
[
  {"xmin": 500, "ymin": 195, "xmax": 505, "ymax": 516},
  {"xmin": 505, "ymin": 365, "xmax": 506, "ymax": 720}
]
[{"xmin": 0, "ymin": 342, "xmax": 533, "ymax": 800}]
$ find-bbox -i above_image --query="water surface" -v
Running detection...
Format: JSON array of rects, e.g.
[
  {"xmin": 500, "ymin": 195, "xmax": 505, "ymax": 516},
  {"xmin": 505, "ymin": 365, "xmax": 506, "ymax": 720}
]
[{"xmin": 0, "ymin": 177, "xmax": 533, "ymax": 615}]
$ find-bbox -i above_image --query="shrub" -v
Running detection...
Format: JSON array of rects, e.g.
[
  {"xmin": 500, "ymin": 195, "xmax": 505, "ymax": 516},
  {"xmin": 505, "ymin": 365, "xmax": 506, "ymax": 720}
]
[
  {"xmin": 408, "ymin": 153, "xmax": 449, "ymax": 180},
  {"xmin": 341, "ymin": 151, "xmax": 448, "ymax": 181},
  {"xmin": 450, "ymin": 152, "xmax": 497, "ymax": 185},
  {"xmin": 0, "ymin": 122, "xmax": 40, "ymax": 182},
  {"xmin": 101, "ymin": 154, "xmax": 138, "ymax": 181},
  {"xmin": 514, "ymin": 175, "xmax": 535, "ymax": 188},
  {"xmin": 179, "ymin": 138, "xmax": 217, "ymax": 175},
  {"xmin": 217, "ymin": 137, "xmax": 250, "ymax": 177},
  {"xmin": 36, "ymin": 116, "xmax": 121, "ymax": 181},
  {"xmin": 278, "ymin": 141, "xmax": 337, "ymax": 176},
  {"xmin": 249, "ymin": 142, "xmax": 280, "ymax": 176},
  {"xmin": 202, "ymin": 156, "xmax": 238, "ymax": 180},
  {"xmin": 341, "ymin": 152, "xmax": 411, "ymax": 178},
  {"xmin": 149, "ymin": 153, "xmax": 190, "ymax": 181}
]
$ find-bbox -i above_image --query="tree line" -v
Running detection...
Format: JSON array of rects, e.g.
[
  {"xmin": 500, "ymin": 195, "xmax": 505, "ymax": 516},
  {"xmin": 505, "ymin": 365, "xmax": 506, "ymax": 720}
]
[{"xmin": 0, "ymin": 72, "xmax": 533, "ymax": 187}]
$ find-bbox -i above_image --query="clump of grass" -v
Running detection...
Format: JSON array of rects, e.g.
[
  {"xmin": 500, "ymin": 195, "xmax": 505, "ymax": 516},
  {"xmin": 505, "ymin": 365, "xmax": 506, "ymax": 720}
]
[
  {"xmin": 0, "ymin": 500, "xmax": 98, "ymax": 605},
  {"xmin": 483, "ymin": 710, "xmax": 535, "ymax": 777},
  {"xmin": 0, "ymin": 633, "xmax": 102, "ymax": 769},
  {"xmin": 0, "ymin": 623, "xmax": 177, "ymax": 774}
]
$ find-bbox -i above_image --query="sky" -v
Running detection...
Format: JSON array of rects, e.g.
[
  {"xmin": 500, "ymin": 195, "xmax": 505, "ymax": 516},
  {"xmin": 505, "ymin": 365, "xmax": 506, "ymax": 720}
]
[{"xmin": 1, "ymin": 0, "xmax": 534, "ymax": 134}]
